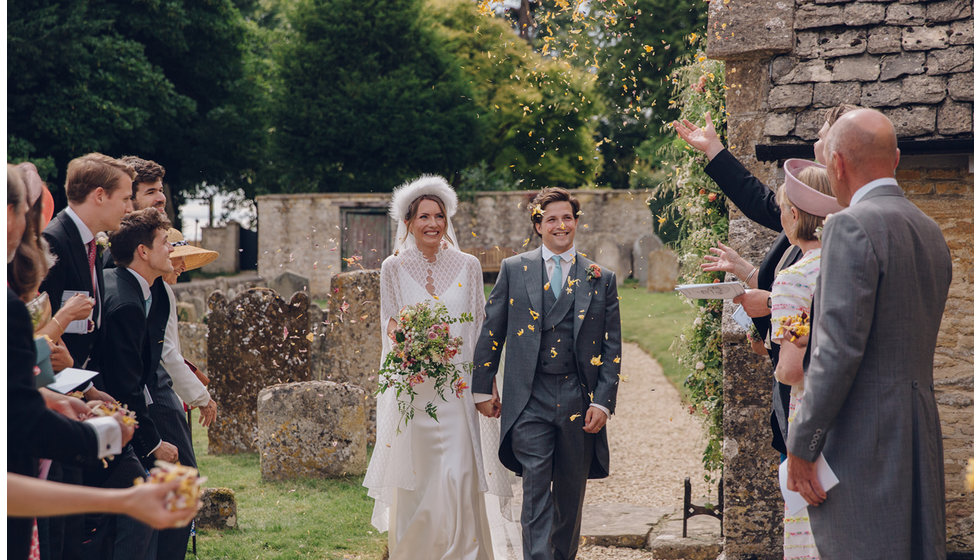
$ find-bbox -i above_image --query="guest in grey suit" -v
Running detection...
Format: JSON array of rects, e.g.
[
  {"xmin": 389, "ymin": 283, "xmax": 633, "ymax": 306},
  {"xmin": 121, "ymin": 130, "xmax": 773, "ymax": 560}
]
[
  {"xmin": 786, "ymin": 109, "xmax": 951, "ymax": 559},
  {"xmin": 472, "ymin": 188, "xmax": 621, "ymax": 560}
]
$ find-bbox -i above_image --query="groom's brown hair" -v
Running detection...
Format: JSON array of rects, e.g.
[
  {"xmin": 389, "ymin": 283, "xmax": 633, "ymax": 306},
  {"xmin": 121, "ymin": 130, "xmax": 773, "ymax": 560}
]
[{"xmin": 529, "ymin": 188, "xmax": 580, "ymax": 236}]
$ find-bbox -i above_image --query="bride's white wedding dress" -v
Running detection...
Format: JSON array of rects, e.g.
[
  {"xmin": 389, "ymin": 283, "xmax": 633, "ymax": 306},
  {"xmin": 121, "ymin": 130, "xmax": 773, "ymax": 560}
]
[{"xmin": 363, "ymin": 244, "xmax": 521, "ymax": 560}]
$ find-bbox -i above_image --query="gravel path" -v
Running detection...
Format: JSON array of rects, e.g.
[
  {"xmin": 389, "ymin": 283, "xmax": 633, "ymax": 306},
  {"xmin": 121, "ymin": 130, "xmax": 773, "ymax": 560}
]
[{"xmin": 578, "ymin": 341, "xmax": 715, "ymax": 560}]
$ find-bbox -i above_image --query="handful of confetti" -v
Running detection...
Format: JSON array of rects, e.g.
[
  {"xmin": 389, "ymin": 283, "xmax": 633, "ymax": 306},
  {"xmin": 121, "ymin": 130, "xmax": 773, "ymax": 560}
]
[
  {"xmin": 774, "ymin": 311, "xmax": 810, "ymax": 343},
  {"xmin": 135, "ymin": 461, "xmax": 206, "ymax": 512},
  {"xmin": 92, "ymin": 401, "xmax": 139, "ymax": 426}
]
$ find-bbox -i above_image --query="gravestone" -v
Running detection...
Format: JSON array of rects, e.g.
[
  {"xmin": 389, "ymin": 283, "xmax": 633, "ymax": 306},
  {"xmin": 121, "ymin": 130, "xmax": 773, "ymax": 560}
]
[
  {"xmin": 647, "ymin": 249, "xmax": 679, "ymax": 292},
  {"xmin": 176, "ymin": 302, "xmax": 197, "ymax": 323},
  {"xmin": 257, "ymin": 381, "xmax": 368, "ymax": 480},
  {"xmin": 196, "ymin": 487, "xmax": 238, "ymax": 530},
  {"xmin": 321, "ymin": 270, "xmax": 381, "ymax": 444},
  {"xmin": 578, "ymin": 233, "xmax": 630, "ymax": 285},
  {"xmin": 632, "ymin": 234, "xmax": 664, "ymax": 286},
  {"xmin": 206, "ymin": 288, "xmax": 312, "ymax": 454},
  {"xmin": 270, "ymin": 270, "xmax": 310, "ymax": 299},
  {"xmin": 178, "ymin": 322, "xmax": 208, "ymax": 374}
]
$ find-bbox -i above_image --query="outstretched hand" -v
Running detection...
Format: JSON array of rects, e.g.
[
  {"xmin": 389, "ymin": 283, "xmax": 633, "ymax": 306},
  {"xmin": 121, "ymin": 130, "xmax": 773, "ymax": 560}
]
[
  {"xmin": 701, "ymin": 241, "xmax": 754, "ymax": 281},
  {"xmin": 672, "ymin": 111, "xmax": 725, "ymax": 161}
]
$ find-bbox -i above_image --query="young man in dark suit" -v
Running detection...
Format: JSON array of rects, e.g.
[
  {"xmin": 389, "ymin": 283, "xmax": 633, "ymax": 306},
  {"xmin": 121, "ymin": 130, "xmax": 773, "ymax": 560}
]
[{"xmin": 38, "ymin": 152, "xmax": 135, "ymax": 560}]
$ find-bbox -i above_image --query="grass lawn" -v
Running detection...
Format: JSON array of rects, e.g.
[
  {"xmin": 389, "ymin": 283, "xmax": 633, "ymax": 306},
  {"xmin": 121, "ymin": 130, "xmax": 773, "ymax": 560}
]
[
  {"xmin": 192, "ymin": 425, "xmax": 385, "ymax": 559},
  {"xmin": 616, "ymin": 280, "xmax": 693, "ymax": 395}
]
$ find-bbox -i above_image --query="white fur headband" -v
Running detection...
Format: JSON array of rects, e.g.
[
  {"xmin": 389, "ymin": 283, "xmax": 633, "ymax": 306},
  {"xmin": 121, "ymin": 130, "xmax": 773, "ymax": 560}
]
[{"xmin": 389, "ymin": 175, "xmax": 458, "ymax": 222}]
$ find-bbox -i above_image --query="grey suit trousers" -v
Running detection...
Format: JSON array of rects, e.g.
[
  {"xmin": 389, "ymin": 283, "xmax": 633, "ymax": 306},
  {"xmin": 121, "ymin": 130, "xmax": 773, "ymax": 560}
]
[{"xmin": 511, "ymin": 373, "xmax": 594, "ymax": 560}]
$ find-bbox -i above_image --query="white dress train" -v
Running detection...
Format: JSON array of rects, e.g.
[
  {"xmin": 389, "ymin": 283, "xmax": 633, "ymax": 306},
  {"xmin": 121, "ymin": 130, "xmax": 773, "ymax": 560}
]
[{"xmin": 363, "ymin": 245, "xmax": 522, "ymax": 560}]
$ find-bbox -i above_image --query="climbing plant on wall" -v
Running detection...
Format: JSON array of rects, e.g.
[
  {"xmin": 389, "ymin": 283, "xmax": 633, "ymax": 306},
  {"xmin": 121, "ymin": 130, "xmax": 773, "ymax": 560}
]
[{"xmin": 648, "ymin": 40, "xmax": 728, "ymax": 476}]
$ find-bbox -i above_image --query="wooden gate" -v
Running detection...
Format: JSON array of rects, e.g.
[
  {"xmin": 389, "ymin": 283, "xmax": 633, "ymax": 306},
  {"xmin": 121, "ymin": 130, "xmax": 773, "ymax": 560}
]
[{"xmin": 341, "ymin": 208, "xmax": 391, "ymax": 271}]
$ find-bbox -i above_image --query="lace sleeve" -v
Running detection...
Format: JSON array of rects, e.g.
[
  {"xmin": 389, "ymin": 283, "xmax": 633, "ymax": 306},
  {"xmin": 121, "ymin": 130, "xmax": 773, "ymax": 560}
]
[
  {"xmin": 380, "ymin": 256, "xmax": 400, "ymax": 328},
  {"xmin": 466, "ymin": 255, "xmax": 486, "ymax": 328}
]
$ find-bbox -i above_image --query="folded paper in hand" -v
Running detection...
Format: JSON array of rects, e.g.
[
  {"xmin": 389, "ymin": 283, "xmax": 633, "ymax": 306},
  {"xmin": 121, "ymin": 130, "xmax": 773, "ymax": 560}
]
[
  {"xmin": 778, "ymin": 454, "xmax": 840, "ymax": 516},
  {"xmin": 47, "ymin": 368, "xmax": 100, "ymax": 394},
  {"xmin": 675, "ymin": 281, "xmax": 745, "ymax": 300}
]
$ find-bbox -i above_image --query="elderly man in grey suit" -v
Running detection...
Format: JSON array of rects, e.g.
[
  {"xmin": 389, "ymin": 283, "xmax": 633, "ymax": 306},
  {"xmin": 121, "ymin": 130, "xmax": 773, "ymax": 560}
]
[
  {"xmin": 472, "ymin": 187, "xmax": 621, "ymax": 560},
  {"xmin": 786, "ymin": 109, "xmax": 951, "ymax": 559}
]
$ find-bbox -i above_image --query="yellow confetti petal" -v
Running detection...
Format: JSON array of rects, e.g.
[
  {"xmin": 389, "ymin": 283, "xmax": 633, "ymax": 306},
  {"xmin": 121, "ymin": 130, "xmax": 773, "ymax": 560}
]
[
  {"xmin": 306, "ymin": 332, "xmax": 315, "ymax": 342},
  {"xmin": 509, "ymin": 298, "xmax": 514, "ymax": 306},
  {"xmin": 522, "ymin": 238, "xmax": 530, "ymax": 247},
  {"xmin": 613, "ymin": 356, "xmax": 621, "ymax": 364},
  {"xmin": 551, "ymin": 347, "xmax": 558, "ymax": 358},
  {"xmin": 529, "ymin": 309, "xmax": 539, "ymax": 320},
  {"xmin": 569, "ymin": 413, "xmax": 582, "ymax": 421},
  {"xmin": 527, "ymin": 324, "xmax": 535, "ymax": 332},
  {"xmin": 544, "ymin": 282, "xmax": 551, "ymax": 292},
  {"xmin": 590, "ymin": 356, "xmax": 603, "ymax": 366},
  {"xmin": 517, "ymin": 329, "xmax": 524, "ymax": 336}
]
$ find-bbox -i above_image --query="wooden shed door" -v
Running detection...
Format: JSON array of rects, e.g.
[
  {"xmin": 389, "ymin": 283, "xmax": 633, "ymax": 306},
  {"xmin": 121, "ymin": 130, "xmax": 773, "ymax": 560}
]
[{"xmin": 341, "ymin": 208, "xmax": 390, "ymax": 271}]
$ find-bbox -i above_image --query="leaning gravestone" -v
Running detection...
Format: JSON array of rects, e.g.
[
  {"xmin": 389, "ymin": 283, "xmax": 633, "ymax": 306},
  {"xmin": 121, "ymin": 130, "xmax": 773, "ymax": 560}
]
[
  {"xmin": 196, "ymin": 487, "xmax": 238, "ymax": 530},
  {"xmin": 632, "ymin": 234, "xmax": 664, "ymax": 287},
  {"xmin": 269, "ymin": 270, "xmax": 310, "ymax": 299},
  {"xmin": 257, "ymin": 380, "xmax": 367, "ymax": 480},
  {"xmin": 178, "ymin": 322, "xmax": 208, "ymax": 374},
  {"xmin": 647, "ymin": 248, "xmax": 679, "ymax": 292},
  {"xmin": 207, "ymin": 288, "xmax": 312, "ymax": 454},
  {"xmin": 322, "ymin": 270, "xmax": 381, "ymax": 444}
]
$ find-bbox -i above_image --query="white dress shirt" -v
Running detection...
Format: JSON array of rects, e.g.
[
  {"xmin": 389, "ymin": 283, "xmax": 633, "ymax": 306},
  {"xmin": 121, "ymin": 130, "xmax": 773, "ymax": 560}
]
[
  {"xmin": 161, "ymin": 283, "xmax": 211, "ymax": 407},
  {"xmin": 85, "ymin": 416, "xmax": 123, "ymax": 459}
]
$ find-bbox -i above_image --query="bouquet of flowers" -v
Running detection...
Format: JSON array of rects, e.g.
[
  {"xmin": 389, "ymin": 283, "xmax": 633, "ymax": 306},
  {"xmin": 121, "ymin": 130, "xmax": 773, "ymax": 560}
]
[{"xmin": 377, "ymin": 301, "xmax": 473, "ymax": 426}]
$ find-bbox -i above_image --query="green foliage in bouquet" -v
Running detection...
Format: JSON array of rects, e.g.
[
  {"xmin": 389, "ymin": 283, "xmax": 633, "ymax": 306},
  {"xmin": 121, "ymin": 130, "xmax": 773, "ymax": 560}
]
[
  {"xmin": 649, "ymin": 41, "xmax": 728, "ymax": 476},
  {"xmin": 378, "ymin": 301, "xmax": 474, "ymax": 427}
]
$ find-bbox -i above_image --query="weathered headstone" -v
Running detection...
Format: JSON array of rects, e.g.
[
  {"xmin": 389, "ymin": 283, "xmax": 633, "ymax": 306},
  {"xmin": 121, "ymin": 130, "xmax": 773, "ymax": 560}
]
[
  {"xmin": 175, "ymin": 301, "xmax": 198, "ymax": 323},
  {"xmin": 647, "ymin": 249, "xmax": 679, "ymax": 292},
  {"xmin": 578, "ymin": 233, "xmax": 630, "ymax": 285},
  {"xmin": 321, "ymin": 270, "xmax": 381, "ymax": 444},
  {"xmin": 269, "ymin": 270, "xmax": 310, "ymax": 299},
  {"xmin": 632, "ymin": 234, "xmax": 665, "ymax": 286},
  {"xmin": 196, "ymin": 487, "xmax": 238, "ymax": 530},
  {"xmin": 178, "ymin": 322, "xmax": 208, "ymax": 374},
  {"xmin": 257, "ymin": 380, "xmax": 368, "ymax": 480},
  {"xmin": 206, "ymin": 288, "xmax": 312, "ymax": 454}
]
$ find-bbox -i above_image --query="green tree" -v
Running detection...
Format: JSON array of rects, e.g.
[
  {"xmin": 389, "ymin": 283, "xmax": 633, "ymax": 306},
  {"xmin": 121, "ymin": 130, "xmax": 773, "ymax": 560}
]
[
  {"xmin": 269, "ymin": 0, "xmax": 481, "ymax": 193},
  {"xmin": 7, "ymin": 0, "xmax": 263, "ymax": 217},
  {"xmin": 429, "ymin": 0, "xmax": 604, "ymax": 191}
]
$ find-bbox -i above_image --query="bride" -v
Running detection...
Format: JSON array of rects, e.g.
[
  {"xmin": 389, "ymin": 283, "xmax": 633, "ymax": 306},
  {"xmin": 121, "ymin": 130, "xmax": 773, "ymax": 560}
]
[{"xmin": 363, "ymin": 176, "xmax": 520, "ymax": 560}]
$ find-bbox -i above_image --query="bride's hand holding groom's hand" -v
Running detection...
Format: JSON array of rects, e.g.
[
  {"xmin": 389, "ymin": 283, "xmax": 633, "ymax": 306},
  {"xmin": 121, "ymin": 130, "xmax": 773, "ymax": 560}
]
[{"xmin": 475, "ymin": 381, "xmax": 502, "ymax": 418}]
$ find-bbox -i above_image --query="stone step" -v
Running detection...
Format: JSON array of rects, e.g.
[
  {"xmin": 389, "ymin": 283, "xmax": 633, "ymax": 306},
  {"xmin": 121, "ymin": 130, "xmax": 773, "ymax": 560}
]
[
  {"xmin": 647, "ymin": 512, "xmax": 723, "ymax": 560},
  {"xmin": 579, "ymin": 502, "xmax": 723, "ymax": 560}
]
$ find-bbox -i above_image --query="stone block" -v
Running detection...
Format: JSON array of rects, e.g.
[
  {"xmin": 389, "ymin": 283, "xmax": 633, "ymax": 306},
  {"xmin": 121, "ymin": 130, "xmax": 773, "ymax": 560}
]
[
  {"xmin": 175, "ymin": 302, "xmax": 197, "ymax": 324},
  {"xmin": 926, "ymin": 45, "xmax": 974, "ymax": 75},
  {"xmin": 795, "ymin": 109, "xmax": 829, "ymax": 140},
  {"xmin": 819, "ymin": 29, "xmax": 869, "ymax": 59},
  {"xmin": 723, "ymin": 59, "xmax": 771, "ymax": 114},
  {"xmin": 901, "ymin": 74, "xmax": 948, "ymax": 104},
  {"xmin": 885, "ymin": 3, "xmax": 926, "ymax": 25},
  {"xmin": 269, "ymin": 270, "xmax": 310, "ymax": 299},
  {"xmin": 705, "ymin": 0, "xmax": 793, "ymax": 59},
  {"xmin": 795, "ymin": 4, "xmax": 844, "ymax": 29},
  {"xmin": 949, "ymin": 19, "xmax": 973, "ymax": 45},
  {"xmin": 768, "ymin": 84, "xmax": 813, "ymax": 109},
  {"xmin": 177, "ymin": 322, "xmax": 208, "ymax": 374},
  {"xmin": 257, "ymin": 380, "xmax": 367, "ymax": 480},
  {"xmin": 947, "ymin": 72, "xmax": 974, "ymax": 101},
  {"xmin": 881, "ymin": 52, "xmax": 927, "ymax": 80},
  {"xmin": 938, "ymin": 101, "xmax": 973, "ymax": 135},
  {"xmin": 813, "ymin": 81, "xmax": 862, "ymax": 107},
  {"xmin": 884, "ymin": 105, "xmax": 938, "ymax": 137},
  {"xmin": 631, "ymin": 234, "xmax": 664, "ymax": 286},
  {"xmin": 867, "ymin": 26, "xmax": 903, "ymax": 54},
  {"xmin": 830, "ymin": 55, "xmax": 881, "ymax": 82},
  {"xmin": 207, "ymin": 289, "xmax": 312, "ymax": 454},
  {"xmin": 842, "ymin": 2, "xmax": 887, "ymax": 25},
  {"xmin": 321, "ymin": 270, "xmax": 382, "ymax": 444},
  {"xmin": 902, "ymin": 26, "xmax": 951, "ymax": 51},
  {"xmin": 861, "ymin": 81, "xmax": 904, "ymax": 107},
  {"xmin": 578, "ymin": 234, "xmax": 630, "ymax": 285},
  {"xmin": 925, "ymin": 0, "xmax": 972, "ymax": 23},
  {"xmin": 647, "ymin": 249, "xmax": 678, "ymax": 292},
  {"xmin": 200, "ymin": 222, "xmax": 240, "ymax": 275},
  {"xmin": 196, "ymin": 487, "xmax": 238, "ymax": 530},
  {"xmin": 773, "ymin": 59, "xmax": 833, "ymax": 84},
  {"xmin": 764, "ymin": 112, "xmax": 797, "ymax": 137}
]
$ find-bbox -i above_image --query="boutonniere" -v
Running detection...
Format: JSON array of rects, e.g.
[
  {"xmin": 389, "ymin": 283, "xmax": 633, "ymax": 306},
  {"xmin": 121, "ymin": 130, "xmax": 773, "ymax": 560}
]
[
  {"xmin": 95, "ymin": 232, "xmax": 110, "ymax": 256},
  {"xmin": 586, "ymin": 263, "xmax": 601, "ymax": 281}
]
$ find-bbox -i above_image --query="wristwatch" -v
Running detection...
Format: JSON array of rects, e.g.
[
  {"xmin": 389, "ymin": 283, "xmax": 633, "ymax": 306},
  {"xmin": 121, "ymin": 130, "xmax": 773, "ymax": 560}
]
[{"xmin": 766, "ymin": 296, "xmax": 772, "ymax": 310}]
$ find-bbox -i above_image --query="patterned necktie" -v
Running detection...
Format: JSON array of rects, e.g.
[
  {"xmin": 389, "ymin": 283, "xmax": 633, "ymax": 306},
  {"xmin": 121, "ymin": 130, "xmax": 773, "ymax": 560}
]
[
  {"xmin": 86, "ymin": 239, "xmax": 97, "ymax": 282},
  {"xmin": 550, "ymin": 255, "xmax": 562, "ymax": 300}
]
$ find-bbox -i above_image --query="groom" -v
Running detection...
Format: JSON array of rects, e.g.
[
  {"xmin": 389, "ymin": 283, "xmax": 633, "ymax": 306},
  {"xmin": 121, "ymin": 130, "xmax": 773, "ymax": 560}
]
[{"xmin": 473, "ymin": 187, "xmax": 621, "ymax": 560}]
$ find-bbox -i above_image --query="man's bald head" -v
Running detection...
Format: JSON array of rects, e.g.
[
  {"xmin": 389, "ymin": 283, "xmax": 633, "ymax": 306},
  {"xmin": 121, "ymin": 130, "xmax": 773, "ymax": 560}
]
[{"xmin": 825, "ymin": 109, "xmax": 901, "ymax": 204}]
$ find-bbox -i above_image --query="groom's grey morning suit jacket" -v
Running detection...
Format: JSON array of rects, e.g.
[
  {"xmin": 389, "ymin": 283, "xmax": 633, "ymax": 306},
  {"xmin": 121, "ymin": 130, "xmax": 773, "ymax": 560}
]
[
  {"xmin": 787, "ymin": 184, "xmax": 951, "ymax": 559},
  {"xmin": 472, "ymin": 247, "xmax": 621, "ymax": 479}
]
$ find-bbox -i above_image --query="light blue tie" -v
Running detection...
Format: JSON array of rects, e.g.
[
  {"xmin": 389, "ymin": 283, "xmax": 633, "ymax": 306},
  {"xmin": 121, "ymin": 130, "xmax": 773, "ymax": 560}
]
[
  {"xmin": 144, "ymin": 294, "xmax": 153, "ymax": 317},
  {"xmin": 550, "ymin": 255, "xmax": 563, "ymax": 300}
]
